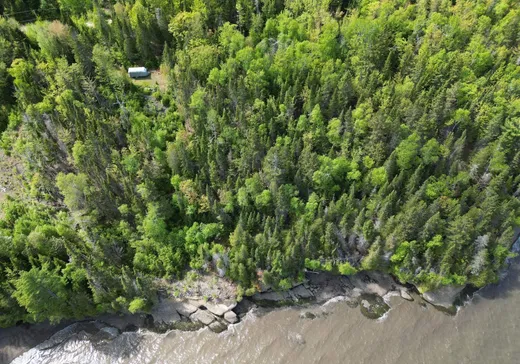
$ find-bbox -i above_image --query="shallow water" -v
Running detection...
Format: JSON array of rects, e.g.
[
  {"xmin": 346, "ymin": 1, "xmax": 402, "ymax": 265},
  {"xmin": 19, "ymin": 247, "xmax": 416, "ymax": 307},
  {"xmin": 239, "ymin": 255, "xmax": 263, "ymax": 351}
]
[{"xmin": 6, "ymin": 259, "xmax": 520, "ymax": 364}]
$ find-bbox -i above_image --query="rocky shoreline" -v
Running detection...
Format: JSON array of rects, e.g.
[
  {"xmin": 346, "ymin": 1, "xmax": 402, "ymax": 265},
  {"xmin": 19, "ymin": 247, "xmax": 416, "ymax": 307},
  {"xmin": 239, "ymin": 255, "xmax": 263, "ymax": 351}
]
[
  {"xmin": 149, "ymin": 234, "xmax": 520, "ymax": 334},
  {"xmin": 7, "ymin": 242, "xmax": 520, "ymax": 363},
  {"xmin": 129, "ymin": 269, "xmax": 461, "ymax": 335},
  {"xmin": 3, "ymin": 238, "xmax": 518, "ymax": 364},
  {"xmin": 6, "ymin": 237, "xmax": 520, "ymax": 363},
  {"xmin": 0, "ymin": 267, "xmax": 503, "ymax": 363}
]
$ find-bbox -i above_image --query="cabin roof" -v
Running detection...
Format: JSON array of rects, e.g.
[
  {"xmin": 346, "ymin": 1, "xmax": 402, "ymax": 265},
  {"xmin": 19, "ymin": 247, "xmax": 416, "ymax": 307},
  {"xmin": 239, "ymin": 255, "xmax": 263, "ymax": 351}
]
[{"xmin": 128, "ymin": 67, "xmax": 147, "ymax": 73}]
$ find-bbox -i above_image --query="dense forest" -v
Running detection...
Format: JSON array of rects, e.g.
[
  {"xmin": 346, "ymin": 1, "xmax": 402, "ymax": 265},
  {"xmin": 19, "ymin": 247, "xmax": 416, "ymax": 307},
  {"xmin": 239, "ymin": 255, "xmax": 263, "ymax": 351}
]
[{"xmin": 0, "ymin": 0, "xmax": 519, "ymax": 326}]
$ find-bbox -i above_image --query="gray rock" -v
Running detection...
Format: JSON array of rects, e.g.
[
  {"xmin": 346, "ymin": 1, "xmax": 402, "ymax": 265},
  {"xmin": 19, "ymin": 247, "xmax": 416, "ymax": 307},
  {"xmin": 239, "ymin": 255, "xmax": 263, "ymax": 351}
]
[
  {"xmin": 151, "ymin": 298, "xmax": 181, "ymax": 326},
  {"xmin": 209, "ymin": 321, "xmax": 228, "ymax": 333},
  {"xmin": 224, "ymin": 311, "xmax": 238, "ymax": 324},
  {"xmin": 351, "ymin": 272, "xmax": 396, "ymax": 297},
  {"xmin": 190, "ymin": 310, "xmax": 216, "ymax": 326},
  {"xmin": 305, "ymin": 271, "xmax": 349, "ymax": 302},
  {"xmin": 422, "ymin": 285, "xmax": 465, "ymax": 309},
  {"xmin": 252, "ymin": 290, "xmax": 292, "ymax": 303},
  {"xmin": 365, "ymin": 282, "xmax": 389, "ymax": 296},
  {"xmin": 97, "ymin": 314, "xmax": 146, "ymax": 331},
  {"xmin": 172, "ymin": 301, "xmax": 198, "ymax": 317},
  {"xmin": 358, "ymin": 294, "xmax": 390, "ymax": 319},
  {"xmin": 350, "ymin": 288, "xmax": 363, "ymax": 298},
  {"xmin": 226, "ymin": 302, "xmax": 237, "ymax": 311},
  {"xmin": 205, "ymin": 303, "xmax": 230, "ymax": 316},
  {"xmin": 289, "ymin": 285, "xmax": 314, "ymax": 301},
  {"xmin": 400, "ymin": 289, "xmax": 413, "ymax": 301},
  {"xmin": 187, "ymin": 299, "xmax": 206, "ymax": 308},
  {"xmin": 383, "ymin": 290, "xmax": 402, "ymax": 303}
]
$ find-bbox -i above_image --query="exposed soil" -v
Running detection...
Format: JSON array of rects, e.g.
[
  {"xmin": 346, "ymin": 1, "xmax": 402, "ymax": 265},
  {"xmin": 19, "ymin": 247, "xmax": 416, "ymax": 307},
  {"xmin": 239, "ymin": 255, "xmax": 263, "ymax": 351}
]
[{"xmin": 157, "ymin": 271, "xmax": 238, "ymax": 306}]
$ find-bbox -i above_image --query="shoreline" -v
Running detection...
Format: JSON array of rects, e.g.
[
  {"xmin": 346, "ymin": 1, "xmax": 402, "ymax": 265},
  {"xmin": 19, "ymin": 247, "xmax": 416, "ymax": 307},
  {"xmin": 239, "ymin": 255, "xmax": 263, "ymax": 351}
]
[
  {"xmin": 4, "ymin": 233, "xmax": 520, "ymax": 364},
  {"xmin": 145, "ymin": 269, "xmax": 422, "ymax": 335},
  {"xmin": 0, "ymin": 269, "xmax": 455, "ymax": 363}
]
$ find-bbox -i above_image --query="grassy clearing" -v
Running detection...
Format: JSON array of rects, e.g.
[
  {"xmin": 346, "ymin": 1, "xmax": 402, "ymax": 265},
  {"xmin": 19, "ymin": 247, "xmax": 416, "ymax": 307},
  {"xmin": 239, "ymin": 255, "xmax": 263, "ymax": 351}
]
[{"xmin": 130, "ymin": 70, "xmax": 168, "ymax": 92}]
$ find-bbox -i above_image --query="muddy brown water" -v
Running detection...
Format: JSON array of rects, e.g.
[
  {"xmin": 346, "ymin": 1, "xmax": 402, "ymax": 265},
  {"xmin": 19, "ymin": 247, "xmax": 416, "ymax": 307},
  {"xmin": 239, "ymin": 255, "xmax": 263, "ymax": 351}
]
[{"xmin": 4, "ymin": 259, "xmax": 520, "ymax": 364}]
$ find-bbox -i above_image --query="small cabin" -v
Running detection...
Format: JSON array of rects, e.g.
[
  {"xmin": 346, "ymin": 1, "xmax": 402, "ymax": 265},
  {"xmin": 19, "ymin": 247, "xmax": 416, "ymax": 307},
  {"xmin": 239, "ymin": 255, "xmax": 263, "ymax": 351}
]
[{"xmin": 128, "ymin": 67, "xmax": 149, "ymax": 78}]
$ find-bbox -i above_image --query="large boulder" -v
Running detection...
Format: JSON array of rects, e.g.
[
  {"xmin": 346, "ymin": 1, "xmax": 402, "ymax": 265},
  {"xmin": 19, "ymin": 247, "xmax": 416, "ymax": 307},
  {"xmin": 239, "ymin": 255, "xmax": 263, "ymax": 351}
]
[
  {"xmin": 422, "ymin": 285, "xmax": 465, "ymax": 309},
  {"xmin": 209, "ymin": 321, "xmax": 228, "ymax": 333},
  {"xmin": 400, "ymin": 289, "xmax": 413, "ymax": 301},
  {"xmin": 251, "ymin": 291, "xmax": 292, "ymax": 305},
  {"xmin": 306, "ymin": 272, "xmax": 350, "ymax": 302},
  {"xmin": 224, "ymin": 311, "xmax": 238, "ymax": 324},
  {"xmin": 151, "ymin": 298, "xmax": 181, "ymax": 328},
  {"xmin": 350, "ymin": 272, "xmax": 398, "ymax": 297},
  {"xmin": 187, "ymin": 299, "xmax": 206, "ymax": 308},
  {"xmin": 172, "ymin": 301, "xmax": 198, "ymax": 317},
  {"xmin": 289, "ymin": 285, "xmax": 314, "ymax": 301},
  {"xmin": 205, "ymin": 303, "xmax": 230, "ymax": 317},
  {"xmin": 226, "ymin": 302, "xmax": 237, "ymax": 311},
  {"xmin": 364, "ymin": 282, "xmax": 388, "ymax": 297},
  {"xmin": 190, "ymin": 310, "xmax": 216, "ymax": 326},
  {"xmin": 358, "ymin": 294, "xmax": 390, "ymax": 319}
]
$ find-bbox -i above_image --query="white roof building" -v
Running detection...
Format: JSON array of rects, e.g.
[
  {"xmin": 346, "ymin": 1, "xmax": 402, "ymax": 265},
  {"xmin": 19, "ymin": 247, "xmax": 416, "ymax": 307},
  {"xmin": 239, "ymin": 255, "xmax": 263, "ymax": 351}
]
[{"xmin": 128, "ymin": 67, "xmax": 149, "ymax": 78}]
